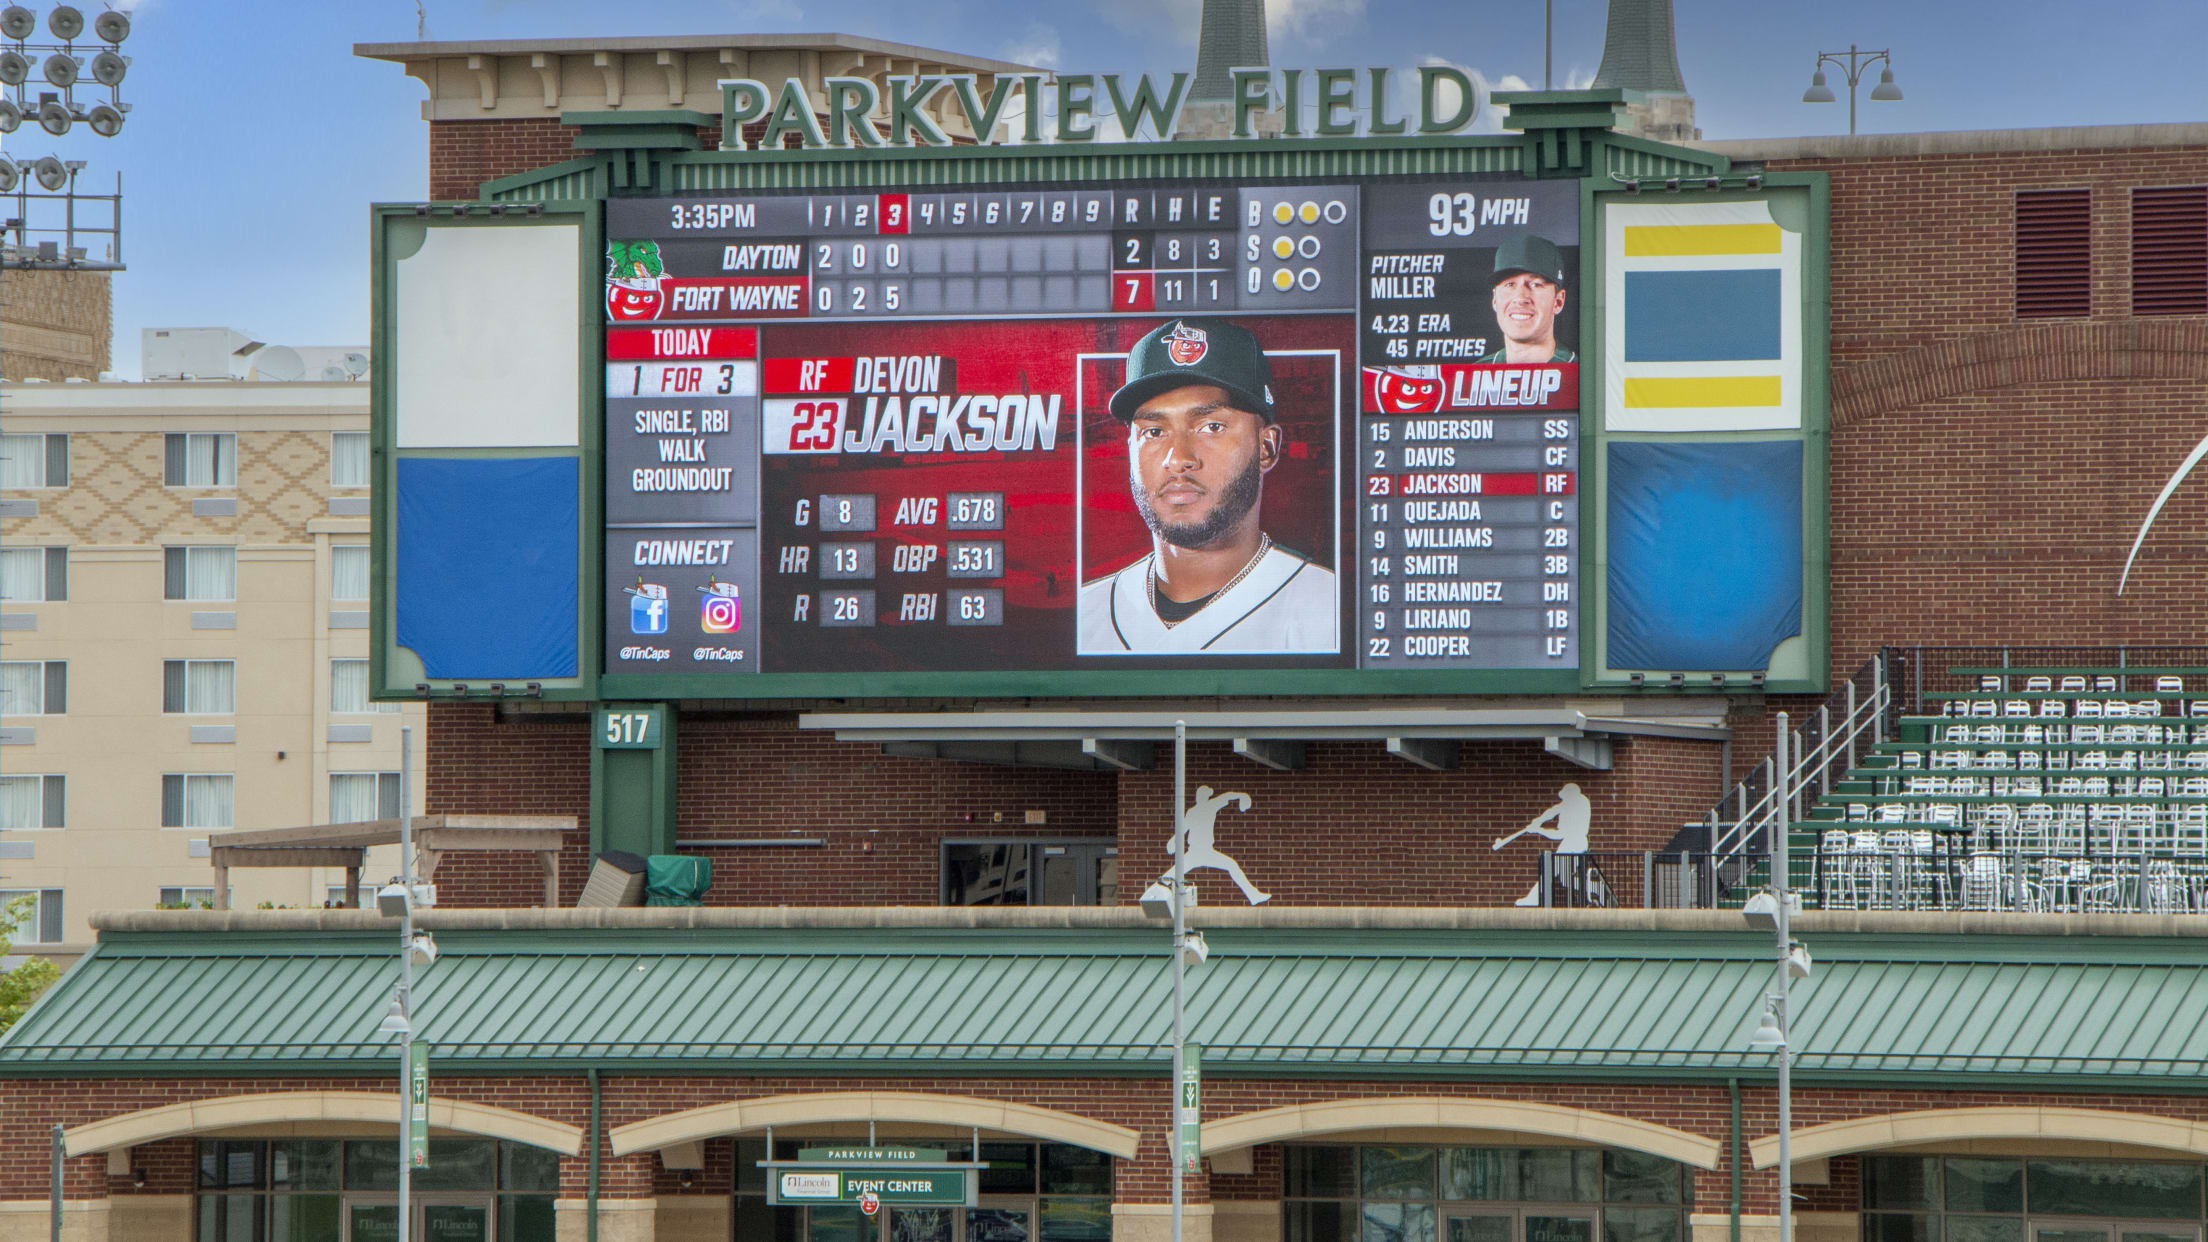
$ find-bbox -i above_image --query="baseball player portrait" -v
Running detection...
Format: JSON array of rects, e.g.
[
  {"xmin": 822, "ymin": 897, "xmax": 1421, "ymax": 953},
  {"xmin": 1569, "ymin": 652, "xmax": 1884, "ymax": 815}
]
[
  {"xmin": 1481, "ymin": 234, "xmax": 1576, "ymax": 364},
  {"xmin": 1078, "ymin": 318, "xmax": 1339, "ymax": 655}
]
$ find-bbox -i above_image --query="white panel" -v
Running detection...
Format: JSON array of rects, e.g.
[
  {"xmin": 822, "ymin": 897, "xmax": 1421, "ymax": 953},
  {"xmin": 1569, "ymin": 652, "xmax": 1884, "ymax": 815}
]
[{"xmin": 395, "ymin": 223, "xmax": 581, "ymax": 448}]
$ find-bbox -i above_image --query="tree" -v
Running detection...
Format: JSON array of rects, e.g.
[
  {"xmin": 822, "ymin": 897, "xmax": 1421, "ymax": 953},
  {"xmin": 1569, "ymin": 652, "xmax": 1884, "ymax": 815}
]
[{"xmin": 0, "ymin": 894, "xmax": 58, "ymax": 1035}]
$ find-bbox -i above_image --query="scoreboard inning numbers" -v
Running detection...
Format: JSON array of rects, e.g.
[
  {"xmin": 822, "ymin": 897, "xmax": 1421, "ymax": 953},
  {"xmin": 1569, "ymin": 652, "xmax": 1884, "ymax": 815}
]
[{"xmin": 602, "ymin": 177, "xmax": 1580, "ymax": 685}]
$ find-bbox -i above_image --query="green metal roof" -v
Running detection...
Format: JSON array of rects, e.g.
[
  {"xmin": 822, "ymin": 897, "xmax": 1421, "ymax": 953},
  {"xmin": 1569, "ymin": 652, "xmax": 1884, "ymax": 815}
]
[{"xmin": 8, "ymin": 927, "xmax": 2208, "ymax": 1086}]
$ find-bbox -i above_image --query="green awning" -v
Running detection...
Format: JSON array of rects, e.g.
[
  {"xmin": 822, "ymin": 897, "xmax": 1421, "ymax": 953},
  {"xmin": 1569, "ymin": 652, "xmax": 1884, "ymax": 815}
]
[{"xmin": 8, "ymin": 925, "xmax": 2208, "ymax": 1086}]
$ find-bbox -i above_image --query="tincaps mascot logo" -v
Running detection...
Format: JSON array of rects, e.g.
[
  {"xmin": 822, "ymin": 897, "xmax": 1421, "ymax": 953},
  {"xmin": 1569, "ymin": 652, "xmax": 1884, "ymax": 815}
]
[
  {"xmin": 606, "ymin": 240, "xmax": 668, "ymax": 322},
  {"xmin": 1163, "ymin": 321, "xmax": 1209, "ymax": 366},
  {"xmin": 1366, "ymin": 364, "xmax": 1447, "ymax": 414}
]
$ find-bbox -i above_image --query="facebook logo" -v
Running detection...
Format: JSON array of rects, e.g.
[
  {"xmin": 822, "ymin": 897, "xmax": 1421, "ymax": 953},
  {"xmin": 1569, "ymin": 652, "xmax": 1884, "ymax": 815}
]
[{"xmin": 628, "ymin": 584, "xmax": 669, "ymax": 635}]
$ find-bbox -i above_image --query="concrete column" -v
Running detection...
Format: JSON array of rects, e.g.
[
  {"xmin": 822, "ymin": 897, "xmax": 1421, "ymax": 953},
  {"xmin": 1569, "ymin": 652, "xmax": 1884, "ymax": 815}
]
[
  {"xmin": 1112, "ymin": 1202, "xmax": 1214, "ymax": 1242},
  {"xmin": 653, "ymin": 1196, "xmax": 731, "ymax": 1242},
  {"xmin": 558, "ymin": 1196, "xmax": 656, "ymax": 1242}
]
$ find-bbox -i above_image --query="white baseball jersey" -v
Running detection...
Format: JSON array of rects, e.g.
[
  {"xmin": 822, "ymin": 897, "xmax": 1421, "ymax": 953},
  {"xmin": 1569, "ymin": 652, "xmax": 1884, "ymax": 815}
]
[{"xmin": 1077, "ymin": 545, "xmax": 1339, "ymax": 654}]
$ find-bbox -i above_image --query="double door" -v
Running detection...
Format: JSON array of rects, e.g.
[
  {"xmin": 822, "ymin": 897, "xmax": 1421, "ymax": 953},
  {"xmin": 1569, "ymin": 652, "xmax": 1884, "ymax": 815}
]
[
  {"xmin": 344, "ymin": 1197, "xmax": 494, "ymax": 1242},
  {"xmin": 1444, "ymin": 1207, "xmax": 1595, "ymax": 1242},
  {"xmin": 811, "ymin": 1203, "xmax": 1037, "ymax": 1242}
]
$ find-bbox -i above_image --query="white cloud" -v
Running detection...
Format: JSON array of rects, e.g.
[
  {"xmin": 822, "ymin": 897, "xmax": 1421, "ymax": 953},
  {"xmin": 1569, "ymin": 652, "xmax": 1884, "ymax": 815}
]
[
  {"xmin": 1001, "ymin": 23, "xmax": 1062, "ymax": 70},
  {"xmin": 1267, "ymin": 0, "xmax": 1367, "ymax": 43},
  {"xmin": 1406, "ymin": 56, "xmax": 1526, "ymax": 135}
]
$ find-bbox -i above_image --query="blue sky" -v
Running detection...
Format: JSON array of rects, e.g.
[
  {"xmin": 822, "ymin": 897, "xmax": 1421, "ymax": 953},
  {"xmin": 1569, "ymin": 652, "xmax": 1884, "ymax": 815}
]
[{"xmin": 25, "ymin": 0, "xmax": 2208, "ymax": 377}]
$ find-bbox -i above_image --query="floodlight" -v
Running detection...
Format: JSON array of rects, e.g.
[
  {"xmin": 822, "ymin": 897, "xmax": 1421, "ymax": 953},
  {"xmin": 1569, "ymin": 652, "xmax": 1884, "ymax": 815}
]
[
  {"xmin": 84, "ymin": 101, "xmax": 118, "ymax": 136},
  {"xmin": 31, "ymin": 155, "xmax": 64, "ymax": 190},
  {"xmin": 377, "ymin": 997, "xmax": 411, "ymax": 1035},
  {"xmin": 0, "ymin": 49, "xmax": 26, "ymax": 85},
  {"xmin": 87, "ymin": 48, "xmax": 122, "ymax": 85},
  {"xmin": 1139, "ymin": 880, "xmax": 1173, "ymax": 919},
  {"xmin": 35, "ymin": 97, "xmax": 65, "ymax": 135},
  {"xmin": 0, "ymin": 161, "xmax": 16, "ymax": 193},
  {"xmin": 0, "ymin": 99, "xmax": 17, "ymax": 134},
  {"xmin": 45, "ymin": 5, "xmax": 80, "ymax": 39},
  {"xmin": 1869, "ymin": 67, "xmax": 1903, "ymax": 102},
  {"xmin": 1801, "ymin": 70, "xmax": 1836, "ymax": 104},
  {"xmin": 1747, "ymin": 997, "xmax": 1785, "ymax": 1050},
  {"xmin": 1179, "ymin": 931, "xmax": 1209, "ymax": 967},
  {"xmin": 1742, "ymin": 890, "xmax": 1779, "ymax": 929},
  {"xmin": 409, "ymin": 932, "xmax": 439, "ymax": 965},
  {"xmin": 91, "ymin": 8, "xmax": 126, "ymax": 42},
  {"xmin": 1786, "ymin": 940, "xmax": 1813, "ymax": 980},
  {"xmin": 0, "ymin": 5, "xmax": 31, "ymax": 39},
  {"xmin": 39, "ymin": 50, "xmax": 73, "ymax": 87},
  {"xmin": 377, "ymin": 881, "xmax": 411, "ymax": 917}
]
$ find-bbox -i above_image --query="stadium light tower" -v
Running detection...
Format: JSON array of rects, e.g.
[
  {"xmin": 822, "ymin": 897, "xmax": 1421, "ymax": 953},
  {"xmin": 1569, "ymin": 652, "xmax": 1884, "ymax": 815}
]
[
  {"xmin": 1801, "ymin": 44, "xmax": 1901, "ymax": 136},
  {"xmin": 0, "ymin": 3, "xmax": 131, "ymax": 270}
]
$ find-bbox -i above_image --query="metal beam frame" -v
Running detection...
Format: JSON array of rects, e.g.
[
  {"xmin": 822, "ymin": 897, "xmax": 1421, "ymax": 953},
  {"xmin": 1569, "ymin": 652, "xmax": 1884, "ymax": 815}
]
[
  {"xmin": 1386, "ymin": 738, "xmax": 1461, "ymax": 771},
  {"xmin": 1232, "ymin": 738, "xmax": 1307, "ymax": 770}
]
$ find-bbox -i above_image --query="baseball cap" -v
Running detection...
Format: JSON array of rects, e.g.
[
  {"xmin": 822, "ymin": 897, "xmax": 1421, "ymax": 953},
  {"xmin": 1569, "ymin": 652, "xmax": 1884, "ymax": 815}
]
[
  {"xmin": 1108, "ymin": 318, "xmax": 1277, "ymax": 423},
  {"xmin": 1491, "ymin": 234, "xmax": 1568, "ymax": 288}
]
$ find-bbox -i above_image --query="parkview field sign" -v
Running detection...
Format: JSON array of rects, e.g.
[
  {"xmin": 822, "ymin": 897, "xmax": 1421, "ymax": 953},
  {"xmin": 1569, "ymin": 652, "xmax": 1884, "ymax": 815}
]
[{"xmin": 718, "ymin": 66, "xmax": 1482, "ymax": 150}]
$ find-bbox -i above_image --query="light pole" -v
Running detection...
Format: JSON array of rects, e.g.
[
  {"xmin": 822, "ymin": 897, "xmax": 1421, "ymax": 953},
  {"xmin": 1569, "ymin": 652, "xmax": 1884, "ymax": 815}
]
[
  {"xmin": 376, "ymin": 726, "xmax": 431, "ymax": 1242},
  {"xmin": 1745, "ymin": 713, "xmax": 1808, "ymax": 1242},
  {"xmin": 1138, "ymin": 722, "xmax": 1210, "ymax": 1242},
  {"xmin": 1801, "ymin": 45, "xmax": 1901, "ymax": 135}
]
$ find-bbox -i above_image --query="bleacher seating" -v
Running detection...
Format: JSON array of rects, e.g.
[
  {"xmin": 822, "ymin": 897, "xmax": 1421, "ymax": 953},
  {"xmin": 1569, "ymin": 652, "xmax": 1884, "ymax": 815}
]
[{"xmin": 1797, "ymin": 666, "xmax": 2208, "ymax": 914}]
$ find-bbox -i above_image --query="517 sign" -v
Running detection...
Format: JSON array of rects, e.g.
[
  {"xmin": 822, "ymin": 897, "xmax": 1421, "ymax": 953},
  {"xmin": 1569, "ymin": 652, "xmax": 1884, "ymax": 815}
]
[{"xmin": 598, "ymin": 707, "xmax": 663, "ymax": 750}]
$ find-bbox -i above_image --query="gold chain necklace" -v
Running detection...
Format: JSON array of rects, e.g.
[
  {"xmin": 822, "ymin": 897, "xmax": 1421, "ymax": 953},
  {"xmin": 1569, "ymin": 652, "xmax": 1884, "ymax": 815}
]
[{"xmin": 1149, "ymin": 533, "xmax": 1271, "ymax": 628}]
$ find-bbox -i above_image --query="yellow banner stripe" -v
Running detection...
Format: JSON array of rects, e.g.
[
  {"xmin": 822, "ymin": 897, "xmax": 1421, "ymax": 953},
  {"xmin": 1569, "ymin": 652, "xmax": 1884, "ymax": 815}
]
[
  {"xmin": 1623, "ymin": 376, "xmax": 1783, "ymax": 408},
  {"xmin": 1622, "ymin": 224, "xmax": 1784, "ymax": 257}
]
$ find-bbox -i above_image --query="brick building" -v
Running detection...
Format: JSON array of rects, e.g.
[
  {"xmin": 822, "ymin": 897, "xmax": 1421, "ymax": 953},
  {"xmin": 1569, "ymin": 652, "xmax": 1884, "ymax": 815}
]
[{"xmin": 5, "ymin": 30, "xmax": 2208, "ymax": 1242}]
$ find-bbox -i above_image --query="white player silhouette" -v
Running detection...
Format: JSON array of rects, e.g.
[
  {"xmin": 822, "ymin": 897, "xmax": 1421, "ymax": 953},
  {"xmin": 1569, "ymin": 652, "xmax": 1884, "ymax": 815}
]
[
  {"xmin": 1169, "ymin": 785, "xmax": 1271, "ymax": 905},
  {"xmin": 1491, "ymin": 782, "xmax": 1607, "ymax": 906}
]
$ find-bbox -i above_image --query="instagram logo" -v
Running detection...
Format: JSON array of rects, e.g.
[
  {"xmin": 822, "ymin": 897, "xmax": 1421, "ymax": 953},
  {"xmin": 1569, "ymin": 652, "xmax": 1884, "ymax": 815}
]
[{"xmin": 699, "ymin": 580, "xmax": 741, "ymax": 633}]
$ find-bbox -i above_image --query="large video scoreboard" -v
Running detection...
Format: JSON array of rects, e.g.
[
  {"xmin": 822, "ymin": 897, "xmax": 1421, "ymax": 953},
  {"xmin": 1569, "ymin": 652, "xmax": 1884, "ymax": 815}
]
[{"xmin": 600, "ymin": 176, "xmax": 1582, "ymax": 686}]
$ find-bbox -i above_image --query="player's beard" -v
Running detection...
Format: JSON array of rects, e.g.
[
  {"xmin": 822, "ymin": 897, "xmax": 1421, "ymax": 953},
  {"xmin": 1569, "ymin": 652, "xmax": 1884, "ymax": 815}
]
[{"xmin": 1133, "ymin": 454, "xmax": 1265, "ymax": 551}]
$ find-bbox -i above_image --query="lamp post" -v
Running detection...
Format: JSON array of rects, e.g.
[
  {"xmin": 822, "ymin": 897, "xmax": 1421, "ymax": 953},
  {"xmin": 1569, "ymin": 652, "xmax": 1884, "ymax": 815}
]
[
  {"xmin": 1138, "ymin": 722, "xmax": 1210, "ymax": 1242},
  {"xmin": 375, "ymin": 726, "xmax": 428, "ymax": 1242},
  {"xmin": 1801, "ymin": 45, "xmax": 1901, "ymax": 135},
  {"xmin": 1745, "ymin": 713, "xmax": 1806, "ymax": 1242}
]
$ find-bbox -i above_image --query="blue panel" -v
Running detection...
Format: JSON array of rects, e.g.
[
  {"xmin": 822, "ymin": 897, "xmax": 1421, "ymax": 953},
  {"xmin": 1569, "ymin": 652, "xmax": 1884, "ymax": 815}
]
[
  {"xmin": 1607, "ymin": 441, "xmax": 1802, "ymax": 671},
  {"xmin": 396, "ymin": 456, "xmax": 578, "ymax": 679},
  {"xmin": 1623, "ymin": 270, "xmax": 1783, "ymax": 362}
]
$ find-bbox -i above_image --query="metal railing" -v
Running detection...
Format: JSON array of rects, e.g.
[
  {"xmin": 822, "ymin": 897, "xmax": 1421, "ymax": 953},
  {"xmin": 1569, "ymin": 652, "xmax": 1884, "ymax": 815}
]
[{"xmin": 1531, "ymin": 851, "xmax": 1735, "ymax": 909}]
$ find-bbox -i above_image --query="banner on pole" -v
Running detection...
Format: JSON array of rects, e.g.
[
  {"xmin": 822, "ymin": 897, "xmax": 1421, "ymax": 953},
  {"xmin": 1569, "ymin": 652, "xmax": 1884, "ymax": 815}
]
[
  {"xmin": 1179, "ymin": 1042, "xmax": 1202, "ymax": 1173},
  {"xmin": 407, "ymin": 1043, "xmax": 430, "ymax": 1168}
]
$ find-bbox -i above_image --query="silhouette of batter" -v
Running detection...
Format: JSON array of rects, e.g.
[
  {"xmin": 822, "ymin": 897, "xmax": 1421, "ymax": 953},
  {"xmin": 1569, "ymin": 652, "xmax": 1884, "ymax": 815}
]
[{"xmin": 1492, "ymin": 782, "xmax": 1608, "ymax": 907}]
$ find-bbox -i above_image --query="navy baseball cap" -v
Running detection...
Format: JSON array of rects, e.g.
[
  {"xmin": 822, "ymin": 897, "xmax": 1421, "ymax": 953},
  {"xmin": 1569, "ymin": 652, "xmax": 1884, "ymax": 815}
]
[{"xmin": 1109, "ymin": 319, "xmax": 1277, "ymax": 423}]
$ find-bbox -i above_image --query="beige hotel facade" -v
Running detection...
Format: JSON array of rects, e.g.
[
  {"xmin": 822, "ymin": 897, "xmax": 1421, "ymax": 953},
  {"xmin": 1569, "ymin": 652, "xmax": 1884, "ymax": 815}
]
[{"xmin": 0, "ymin": 374, "xmax": 422, "ymax": 956}]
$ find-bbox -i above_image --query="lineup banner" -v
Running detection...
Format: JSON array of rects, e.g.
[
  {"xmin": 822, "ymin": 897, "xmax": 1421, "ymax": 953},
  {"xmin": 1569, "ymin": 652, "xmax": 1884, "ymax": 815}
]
[{"xmin": 601, "ymin": 177, "xmax": 1581, "ymax": 686}]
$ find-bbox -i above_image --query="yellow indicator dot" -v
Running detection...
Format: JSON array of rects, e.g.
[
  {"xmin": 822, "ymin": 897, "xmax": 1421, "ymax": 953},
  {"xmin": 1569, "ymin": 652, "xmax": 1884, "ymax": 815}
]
[
  {"xmin": 1299, "ymin": 202, "xmax": 1320, "ymax": 224},
  {"xmin": 1272, "ymin": 268, "xmax": 1295, "ymax": 291},
  {"xmin": 1272, "ymin": 237, "xmax": 1294, "ymax": 259},
  {"xmin": 1272, "ymin": 202, "xmax": 1294, "ymax": 225}
]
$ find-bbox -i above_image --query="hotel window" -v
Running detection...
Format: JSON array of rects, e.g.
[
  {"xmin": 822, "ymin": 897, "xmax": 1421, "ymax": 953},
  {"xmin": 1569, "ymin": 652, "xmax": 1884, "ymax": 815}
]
[
  {"xmin": 331, "ymin": 546, "xmax": 370, "ymax": 601},
  {"xmin": 0, "ymin": 775, "xmax": 64, "ymax": 828},
  {"xmin": 331, "ymin": 660, "xmax": 397, "ymax": 714},
  {"xmin": 163, "ymin": 660, "xmax": 237, "ymax": 715},
  {"xmin": 164, "ymin": 432, "xmax": 237, "ymax": 486},
  {"xmin": 0, "ymin": 661, "xmax": 64, "ymax": 714},
  {"xmin": 161, "ymin": 774, "xmax": 235, "ymax": 830},
  {"xmin": 0, "ymin": 546, "xmax": 66, "ymax": 601},
  {"xmin": 0, "ymin": 433, "xmax": 66, "ymax": 487},
  {"xmin": 0, "ymin": 889, "xmax": 63, "ymax": 943},
  {"xmin": 331, "ymin": 432, "xmax": 370, "ymax": 487},
  {"xmin": 165, "ymin": 546, "xmax": 238, "ymax": 601},
  {"xmin": 330, "ymin": 772, "xmax": 400, "ymax": 823},
  {"xmin": 159, "ymin": 886, "xmax": 222, "ymax": 909}
]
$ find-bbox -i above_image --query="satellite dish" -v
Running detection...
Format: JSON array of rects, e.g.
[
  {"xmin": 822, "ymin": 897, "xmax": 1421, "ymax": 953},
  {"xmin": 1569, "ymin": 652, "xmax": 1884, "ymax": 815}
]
[
  {"xmin": 0, "ymin": 6, "xmax": 32, "ymax": 39},
  {"xmin": 253, "ymin": 345, "xmax": 305, "ymax": 382},
  {"xmin": 343, "ymin": 352, "xmax": 370, "ymax": 378},
  {"xmin": 319, "ymin": 365, "xmax": 351, "ymax": 382},
  {"xmin": 46, "ymin": 5, "xmax": 82, "ymax": 40},
  {"xmin": 88, "ymin": 48, "xmax": 122, "ymax": 85},
  {"xmin": 92, "ymin": 9, "xmax": 126, "ymax": 43}
]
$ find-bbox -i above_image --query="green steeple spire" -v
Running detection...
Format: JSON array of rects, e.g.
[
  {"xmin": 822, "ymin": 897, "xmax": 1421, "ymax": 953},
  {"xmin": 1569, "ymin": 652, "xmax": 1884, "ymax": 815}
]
[
  {"xmin": 1191, "ymin": 0, "xmax": 1268, "ymax": 102},
  {"xmin": 1593, "ymin": 0, "xmax": 1688, "ymax": 95}
]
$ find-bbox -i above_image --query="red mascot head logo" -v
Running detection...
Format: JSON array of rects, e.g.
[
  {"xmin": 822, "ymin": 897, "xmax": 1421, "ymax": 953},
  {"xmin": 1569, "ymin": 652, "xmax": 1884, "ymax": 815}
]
[
  {"xmin": 1163, "ymin": 321, "xmax": 1209, "ymax": 366},
  {"xmin": 1369, "ymin": 366, "xmax": 1446, "ymax": 414},
  {"xmin": 606, "ymin": 239, "xmax": 668, "ymax": 322}
]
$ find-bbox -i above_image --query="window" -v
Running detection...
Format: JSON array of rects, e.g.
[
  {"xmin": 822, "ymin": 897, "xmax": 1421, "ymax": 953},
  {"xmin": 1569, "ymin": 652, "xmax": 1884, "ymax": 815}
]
[
  {"xmin": 162, "ymin": 774, "xmax": 235, "ymax": 829},
  {"xmin": 1862, "ymin": 1154, "xmax": 2208, "ymax": 1242},
  {"xmin": 164, "ymin": 546, "xmax": 237, "ymax": 601},
  {"xmin": 159, "ymin": 886, "xmax": 220, "ymax": 909},
  {"xmin": 330, "ymin": 659, "xmax": 396, "ymax": 714},
  {"xmin": 0, "ymin": 433, "xmax": 65, "ymax": 488},
  {"xmin": 0, "ymin": 661, "xmax": 64, "ymax": 714},
  {"xmin": 943, "ymin": 840, "xmax": 1119, "ymax": 906},
  {"xmin": 2016, "ymin": 188, "xmax": 2092, "ymax": 319},
  {"xmin": 331, "ymin": 545, "xmax": 370, "ymax": 601},
  {"xmin": 0, "ymin": 889, "xmax": 63, "ymax": 944},
  {"xmin": 195, "ymin": 1139, "xmax": 557, "ymax": 1242},
  {"xmin": 164, "ymin": 432, "xmax": 236, "ymax": 486},
  {"xmin": 2133, "ymin": 186, "xmax": 2208, "ymax": 316},
  {"xmin": 0, "ymin": 775, "xmax": 63, "ymax": 828},
  {"xmin": 330, "ymin": 772, "xmax": 400, "ymax": 823},
  {"xmin": 0, "ymin": 546, "xmax": 66, "ymax": 601},
  {"xmin": 736, "ymin": 1138, "xmax": 1110, "ymax": 1242},
  {"xmin": 1285, "ymin": 1145, "xmax": 1688, "ymax": 1242},
  {"xmin": 331, "ymin": 432, "xmax": 369, "ymax": 487},
  {"xmin": 163, "ymin": 660, "xmax": 236, "ymax": 715}
]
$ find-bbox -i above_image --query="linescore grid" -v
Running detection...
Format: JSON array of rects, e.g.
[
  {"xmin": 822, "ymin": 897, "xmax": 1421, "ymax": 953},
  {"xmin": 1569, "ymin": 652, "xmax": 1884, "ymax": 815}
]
[{"xmin": 600, "ymin": 177, "xmax": 1580, "ymax": 681}]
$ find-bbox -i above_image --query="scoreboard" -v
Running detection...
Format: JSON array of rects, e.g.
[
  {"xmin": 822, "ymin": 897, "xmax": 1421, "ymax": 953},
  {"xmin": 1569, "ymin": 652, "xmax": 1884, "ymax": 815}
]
[{"xmin": 601, "ymin": 176, "xmax": 1581, "ymax": 686}]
